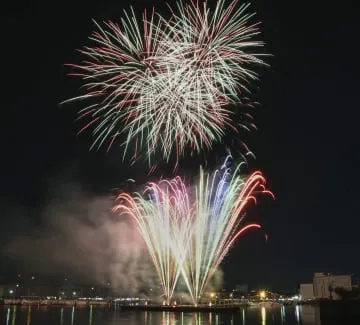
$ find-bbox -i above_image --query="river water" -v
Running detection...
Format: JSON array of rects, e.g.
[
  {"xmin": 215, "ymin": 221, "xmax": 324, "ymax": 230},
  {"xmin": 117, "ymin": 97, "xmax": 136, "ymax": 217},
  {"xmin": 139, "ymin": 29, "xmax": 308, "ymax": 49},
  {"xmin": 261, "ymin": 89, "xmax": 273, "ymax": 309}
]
[{"xmin": 0, "ymin": 305, "xmax": 323, "ymax": 325}]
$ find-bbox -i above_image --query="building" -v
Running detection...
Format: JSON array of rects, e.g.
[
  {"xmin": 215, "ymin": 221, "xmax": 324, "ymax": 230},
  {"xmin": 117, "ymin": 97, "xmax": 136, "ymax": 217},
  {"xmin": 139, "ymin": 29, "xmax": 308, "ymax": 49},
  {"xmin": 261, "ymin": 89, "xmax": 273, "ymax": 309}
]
[
  {"xmin": 299, "ymin": 283, "xmax": 314, "ymax": 301},
  {"xmin": 313, "ymin": 272, "xmax": 352, "ymax": 300}
]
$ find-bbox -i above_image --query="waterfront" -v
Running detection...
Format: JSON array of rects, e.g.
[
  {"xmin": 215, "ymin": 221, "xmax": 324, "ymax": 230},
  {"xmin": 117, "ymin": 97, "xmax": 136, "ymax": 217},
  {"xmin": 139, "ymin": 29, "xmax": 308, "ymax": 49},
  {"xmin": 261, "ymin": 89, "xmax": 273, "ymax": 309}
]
[{"xmin": 0, "ymin": 304, "xmax": 326, "ymax": 325}]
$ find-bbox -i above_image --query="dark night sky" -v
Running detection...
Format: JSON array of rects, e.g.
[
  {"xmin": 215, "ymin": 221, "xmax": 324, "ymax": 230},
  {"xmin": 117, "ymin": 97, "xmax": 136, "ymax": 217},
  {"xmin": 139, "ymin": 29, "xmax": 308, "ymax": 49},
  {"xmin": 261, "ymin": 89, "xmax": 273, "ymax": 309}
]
[{"xmin": 0, "ymin": 0, "xmax": 359, "ymax": 292}]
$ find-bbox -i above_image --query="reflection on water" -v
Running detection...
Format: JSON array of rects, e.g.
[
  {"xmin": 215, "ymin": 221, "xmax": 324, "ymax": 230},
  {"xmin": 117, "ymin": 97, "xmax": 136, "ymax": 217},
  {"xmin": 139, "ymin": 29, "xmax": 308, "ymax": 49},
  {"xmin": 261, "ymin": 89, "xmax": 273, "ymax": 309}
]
[
  {"xmin": 12, "ymin": 306, "xmax": 17, "ymax": 325},
  {"xmin": 26, "ymin": 306, "xmax": 31, "ymax": 325},
  {"xmin": 6, "ymin": 307, "xmax": 10, "ymax": 325},
  {"xmin": 71, "ymin": 307, "xmax": 75, "ymax": 325},
  {"xmin": 0, "ymin": 304, "xmax": 324, "ymax": 325},
  {"xmin": 295, "ymin": 305, "xmax": 300, "ymax": 324},
  {"xmin": 89, "ymin": 306, "xmax": 93, "ymax": 325},
  {"xmin": 261, "ymin": 306, "xmax": 266, "ymax": 325},
  {"xmin": 300, "ymin": 305, "xmax": 321, "ymax": 325},
  {"xmin": 60, "ymin": 308, "xmax": 64, "ymax": 325},
  {"xmin": 279, "ymin": 305, "xmax": 284, "ymax": 324}
]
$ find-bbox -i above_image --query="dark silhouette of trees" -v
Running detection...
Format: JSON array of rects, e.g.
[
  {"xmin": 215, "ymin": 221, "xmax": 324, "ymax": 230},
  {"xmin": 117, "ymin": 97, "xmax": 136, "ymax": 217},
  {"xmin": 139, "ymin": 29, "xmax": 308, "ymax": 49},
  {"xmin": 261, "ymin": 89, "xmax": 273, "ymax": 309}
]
[{"xmin": 334, "ymin": 287, "xmax": 360, "ymax": 300}]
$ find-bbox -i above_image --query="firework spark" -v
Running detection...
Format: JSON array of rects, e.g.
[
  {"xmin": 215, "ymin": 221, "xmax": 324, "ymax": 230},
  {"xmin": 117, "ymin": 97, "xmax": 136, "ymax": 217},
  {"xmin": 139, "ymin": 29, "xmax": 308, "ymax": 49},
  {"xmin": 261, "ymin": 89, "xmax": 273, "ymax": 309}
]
[
  {"xmin": 65, "ymin": 0, "xmax": 266, "ymax": 165},
  {"xmin": 114, "ymin": 156, "xmax": 273, "ymax": 304}
]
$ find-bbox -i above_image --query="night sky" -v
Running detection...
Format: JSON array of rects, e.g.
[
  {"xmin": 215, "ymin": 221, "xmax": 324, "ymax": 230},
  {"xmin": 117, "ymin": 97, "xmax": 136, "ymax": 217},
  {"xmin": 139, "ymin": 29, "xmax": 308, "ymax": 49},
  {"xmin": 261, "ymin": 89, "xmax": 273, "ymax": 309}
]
[{"xmin": 1, "ymin": 0, "xmax": 359, "ymax": 292}]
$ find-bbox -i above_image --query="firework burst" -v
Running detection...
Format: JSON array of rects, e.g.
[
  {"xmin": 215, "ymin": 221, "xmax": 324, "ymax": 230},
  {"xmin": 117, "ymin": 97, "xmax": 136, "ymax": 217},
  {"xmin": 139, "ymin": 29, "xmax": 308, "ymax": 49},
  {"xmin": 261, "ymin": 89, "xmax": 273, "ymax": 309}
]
[{"xmin": 65, "ymin": 0, "xmax": 267, "ymax": 165}]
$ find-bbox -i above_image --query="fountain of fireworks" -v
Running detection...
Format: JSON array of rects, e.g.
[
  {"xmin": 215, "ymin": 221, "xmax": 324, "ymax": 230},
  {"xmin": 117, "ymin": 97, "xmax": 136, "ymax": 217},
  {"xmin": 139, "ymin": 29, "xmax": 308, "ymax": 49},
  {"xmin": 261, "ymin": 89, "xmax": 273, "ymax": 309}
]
[
  {"xmin": 114, "ymin": 177, "xmax": 192, "ymax": 304},
  {"xmin": 181, "ymin": 156, "xmax": 273, "ymax": 304},
  {"xmin": 114, "ymin": 156, "xmax": 273, "ymax": 305}
]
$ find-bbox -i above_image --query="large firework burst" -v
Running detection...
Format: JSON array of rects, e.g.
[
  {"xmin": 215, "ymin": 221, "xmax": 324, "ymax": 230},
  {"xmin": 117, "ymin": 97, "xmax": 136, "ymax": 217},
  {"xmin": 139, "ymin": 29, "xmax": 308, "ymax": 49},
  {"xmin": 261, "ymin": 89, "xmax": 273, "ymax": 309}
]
[{"xmin": 65, "ymin": 0, "xmax": 266, "ymax": 165}]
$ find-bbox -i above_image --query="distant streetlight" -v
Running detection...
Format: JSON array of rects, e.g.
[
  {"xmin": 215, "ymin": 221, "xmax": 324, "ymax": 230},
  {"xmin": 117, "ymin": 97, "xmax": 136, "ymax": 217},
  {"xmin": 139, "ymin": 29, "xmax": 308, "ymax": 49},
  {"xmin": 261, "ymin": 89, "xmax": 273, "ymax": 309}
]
[
  {"xmin": 73, "ymin": 291, "xmax": 77, "ymax": 296},
  {"xmin": 9, "ymin": 290, "xmax": 14, "ymax": 295},
  {"xmin": 259, "ymin": 291, "xmax": 266, "ymax": 300}
]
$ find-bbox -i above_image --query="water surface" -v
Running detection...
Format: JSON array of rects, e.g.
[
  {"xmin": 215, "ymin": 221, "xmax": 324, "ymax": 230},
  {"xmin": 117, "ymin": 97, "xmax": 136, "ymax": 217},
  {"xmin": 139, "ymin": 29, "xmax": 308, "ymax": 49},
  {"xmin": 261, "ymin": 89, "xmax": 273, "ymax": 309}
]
[{"xmin": 0, "ymin": 304, "xmax": 322, "ymax": 325}]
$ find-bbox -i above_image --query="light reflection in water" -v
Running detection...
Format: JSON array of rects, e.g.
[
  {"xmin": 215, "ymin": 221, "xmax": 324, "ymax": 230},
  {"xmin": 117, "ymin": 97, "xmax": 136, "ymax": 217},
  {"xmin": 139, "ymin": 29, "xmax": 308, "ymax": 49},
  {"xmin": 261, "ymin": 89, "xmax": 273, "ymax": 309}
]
[
  {"xmin": 281, "ymin": 305, "xmax": 286, "ymax": 324},
  {"xmin": 11, "ymin": 306, "xmax": 17, "ymax": 325},
  {"xmin": 26, "ymin": 306, "xmax": 31, "ymax": 325},
  {"xmin": 161, "ymin": 311, "xmax": 176, "ymax": 325},
  {"xmin": 301, "ymin": 305, "xmax": 321, "ymax": 325},
  {"xmin": 261, "ymin": 306, "xmax": 266, "ymax": 325},
  {"xmin": 60, "ymin": 308, "xmax": 64, "ymax": 325},
  {"xmin": 157, "ymin": 311, "xmax": 223, "ymax": 325},
  {"xmin": 144, "ymin": 311, "xmax": 148, "ymax": 324},
  {"xmin": 6, "ymin": 308, "xmax": 10, "ymax": 325},
  {"xmin": 0, "ymin": 304, "xmax": 326, "ymax": 325},
  {"xmin": 295, "ymin": 305, "xmax": 300, "ymax": 324},
  {"xmin": 71, "ymin": 306, "xmax": 75, "ymax": 325},
  {"xmin": 89, "ymin": 305, "xmax": 93, "ymax": 325}
]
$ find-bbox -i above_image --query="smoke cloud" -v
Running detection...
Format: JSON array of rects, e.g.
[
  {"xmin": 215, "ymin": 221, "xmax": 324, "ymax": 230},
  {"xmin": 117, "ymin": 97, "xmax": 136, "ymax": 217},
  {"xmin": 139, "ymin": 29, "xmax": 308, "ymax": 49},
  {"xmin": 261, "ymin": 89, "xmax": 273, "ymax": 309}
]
[{"xmin": 3, "ymin": 181, "xmax": 159, "ymax": 296}]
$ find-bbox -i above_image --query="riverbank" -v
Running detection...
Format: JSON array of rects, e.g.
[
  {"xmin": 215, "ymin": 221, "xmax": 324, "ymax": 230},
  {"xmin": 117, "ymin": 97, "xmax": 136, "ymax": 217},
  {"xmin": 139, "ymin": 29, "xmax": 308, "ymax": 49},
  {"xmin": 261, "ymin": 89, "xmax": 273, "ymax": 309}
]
[
  {"xmin": 0, "ymin": 299, "xmax": 110, "ymax": 307},
  {"xmin": 0, "ymin": 298, "xmax": 249, "ymax": 312}
]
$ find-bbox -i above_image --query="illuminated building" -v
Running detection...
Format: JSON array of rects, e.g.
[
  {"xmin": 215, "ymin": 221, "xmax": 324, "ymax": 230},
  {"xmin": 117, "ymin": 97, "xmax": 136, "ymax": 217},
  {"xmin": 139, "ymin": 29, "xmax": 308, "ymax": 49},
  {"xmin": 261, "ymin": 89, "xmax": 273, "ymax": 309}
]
[
  {"xmin": 313, "ymin": 272, "xmax": 352, "ymax": 300},
  {"xmin": 299, "ymin": 283, "xmax": 314, "ymax": 301}
]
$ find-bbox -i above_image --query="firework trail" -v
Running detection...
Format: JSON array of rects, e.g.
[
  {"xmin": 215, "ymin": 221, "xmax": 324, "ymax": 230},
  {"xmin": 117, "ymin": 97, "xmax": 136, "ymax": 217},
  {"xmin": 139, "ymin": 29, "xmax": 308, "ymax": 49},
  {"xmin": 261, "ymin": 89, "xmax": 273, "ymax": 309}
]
[
  {"xmin": 113, "ymin": 177, "xmax": 192, "ymax": 304},
  {"xmin": 114, "ymin": 156, "xmax": 273, "ymax": 304},
  {"xmin": 64, "ymin": 0, "xmax": 266, "ymax": 165}
]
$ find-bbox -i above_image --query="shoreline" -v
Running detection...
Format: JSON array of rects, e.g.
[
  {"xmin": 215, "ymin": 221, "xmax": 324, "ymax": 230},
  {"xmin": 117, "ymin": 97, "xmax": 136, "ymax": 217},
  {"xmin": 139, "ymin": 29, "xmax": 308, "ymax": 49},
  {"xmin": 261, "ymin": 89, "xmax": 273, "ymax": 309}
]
[
  {"xmin": 0, "ymin": 299, "xmax": 247, "ymax": 312},
  {"xmin": 0, "ymin": 299, "xmax": 111, "ymax": 307}
]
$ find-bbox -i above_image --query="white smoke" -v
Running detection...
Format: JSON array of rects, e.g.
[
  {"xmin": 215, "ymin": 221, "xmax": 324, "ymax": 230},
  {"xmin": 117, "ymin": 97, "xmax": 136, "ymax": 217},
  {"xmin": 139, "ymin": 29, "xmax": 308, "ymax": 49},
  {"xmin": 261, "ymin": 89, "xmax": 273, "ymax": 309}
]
[{"xmin": 3, "ymin": 182, "xmax": 159, "ymax": 296}]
